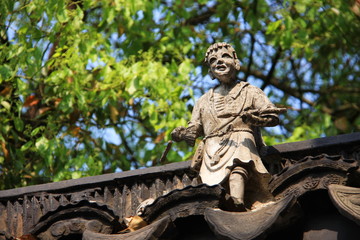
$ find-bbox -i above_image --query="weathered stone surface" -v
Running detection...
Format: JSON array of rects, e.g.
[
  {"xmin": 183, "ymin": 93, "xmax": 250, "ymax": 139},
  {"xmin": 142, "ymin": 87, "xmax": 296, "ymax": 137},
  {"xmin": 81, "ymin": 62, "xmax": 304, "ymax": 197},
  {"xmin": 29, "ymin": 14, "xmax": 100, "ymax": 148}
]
[
  {"xmin": 83, "ymin": 216, "xmax": 173, "ymax": 240},
  {"xmin": 0, "ymin": 133, "xmax": 360, "ymax": 239},
  {"xmin": 204, "ymin": 195, "xmax": 294, "ymax": 240},
  {"xmin": 0, "ymin": 162, "xmax": 198, "ymax": 238},
  {"xmin": 171, "ymin": 42, "xmax": 286, "ymax": 210},
  {"xmin": 31, "ymin": 200, "xmax": 122, "ymax": 239},
  {"xmin": 269, "ymin": 154, "xmax": 359, "ymax": 198},
  {"xmin": 142, "ymin": 184, "xmax": 225, "ymax": 223},
  {"xmin": 328, "ymin": 184, "xmax": 360, "ymax": 225}
]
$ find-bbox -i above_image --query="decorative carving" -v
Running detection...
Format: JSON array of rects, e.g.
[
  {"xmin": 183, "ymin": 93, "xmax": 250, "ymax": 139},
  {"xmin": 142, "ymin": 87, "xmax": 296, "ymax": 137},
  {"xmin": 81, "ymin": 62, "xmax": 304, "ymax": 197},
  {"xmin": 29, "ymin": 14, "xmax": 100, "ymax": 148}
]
[
  {"xmin": 322, "ymin": 174, "xmax": 341, "ymax": 188},
  {"xmin": 83, "ymin": 216, "xmax": 173, "ymax": 240},
  {"xmin": 136, "ymin": 198, "xmax": 154, "ymax": 216},
  {"xmin": 328, "ymin": 184, "xmax": 360, "ymax": 225},
  {"xmin": 303, "ymin": 177, "xmax": 320, "ymax": 190},
  {"xmin": 282, "ymin": 187, "xmax": 301, "ymax": 198},
  {"xmin": 204, "ymin": 195, "xmax": 295, "ymax": 240},
  {"xmin": 141, "ymin": 184, "xmax": 225, "ymax": 223},
  {"xmin": 171, "ymin": 42, "xmax": 286, "ymax": 210},
  {"xmin": 1, "ymin": 133, "xmax": 360, "ymax": 239},
  {"xmin": 0, "ymin": 163, "xmax": 200, "ymax": 238},
  {"xmin": 269, "ymin": 154, "xmax": 359, "ymax": 197},
  {"xmin": 30, "ymin": 200, "xmax": 123, "ymax": 239},
  {"xmin": 37, "ymin": 218, "xmax": 108, "ymax": 239}
]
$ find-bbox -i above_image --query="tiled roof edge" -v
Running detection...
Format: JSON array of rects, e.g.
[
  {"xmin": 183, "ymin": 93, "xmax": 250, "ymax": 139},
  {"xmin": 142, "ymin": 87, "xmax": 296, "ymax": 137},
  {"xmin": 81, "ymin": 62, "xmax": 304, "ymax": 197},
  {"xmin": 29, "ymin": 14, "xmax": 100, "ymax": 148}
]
[{"xmin": 1, "ymin": 132, "xmax": 359, "ymax": 199}]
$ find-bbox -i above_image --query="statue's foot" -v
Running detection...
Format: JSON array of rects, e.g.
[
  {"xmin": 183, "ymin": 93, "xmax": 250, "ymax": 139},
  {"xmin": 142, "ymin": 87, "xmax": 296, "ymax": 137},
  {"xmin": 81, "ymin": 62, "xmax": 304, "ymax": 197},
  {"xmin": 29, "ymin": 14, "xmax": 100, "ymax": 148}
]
[
  {"xmin": 222, "ymin": 195, "xmax": 247, "ymax": 212},
  {"xmin": 232, "ymin": 197, "xmax": 246, "ymax": 212},
  {"xmin": 232, "ymin": 197, "xmax": 243, "ymax": 205}
]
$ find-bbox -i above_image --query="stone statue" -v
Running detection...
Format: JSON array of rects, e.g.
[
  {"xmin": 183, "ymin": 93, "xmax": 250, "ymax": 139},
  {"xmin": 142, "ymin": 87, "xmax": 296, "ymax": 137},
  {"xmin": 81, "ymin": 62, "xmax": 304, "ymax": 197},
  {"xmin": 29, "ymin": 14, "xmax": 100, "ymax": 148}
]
[{"xmin": 171, "ymin": 42, "xmax": 285, "ymax": 211}]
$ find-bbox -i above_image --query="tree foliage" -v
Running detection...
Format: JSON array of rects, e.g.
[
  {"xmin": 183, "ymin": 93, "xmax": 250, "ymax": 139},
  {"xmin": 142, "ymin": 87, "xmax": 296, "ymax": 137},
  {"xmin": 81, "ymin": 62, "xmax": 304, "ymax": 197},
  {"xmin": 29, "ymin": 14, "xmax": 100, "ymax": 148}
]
[{"xmin": 0, "ymin": 0, "xmax": 359, "ymax": 189}]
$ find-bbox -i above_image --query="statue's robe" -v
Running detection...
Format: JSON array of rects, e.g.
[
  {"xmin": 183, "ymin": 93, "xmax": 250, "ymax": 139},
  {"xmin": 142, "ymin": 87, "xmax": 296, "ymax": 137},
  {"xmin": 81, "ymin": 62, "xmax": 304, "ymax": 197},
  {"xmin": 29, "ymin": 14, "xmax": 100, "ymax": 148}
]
[{"xmin": 188, "ymin": 82, "xmax": 277, "ymax": 189}]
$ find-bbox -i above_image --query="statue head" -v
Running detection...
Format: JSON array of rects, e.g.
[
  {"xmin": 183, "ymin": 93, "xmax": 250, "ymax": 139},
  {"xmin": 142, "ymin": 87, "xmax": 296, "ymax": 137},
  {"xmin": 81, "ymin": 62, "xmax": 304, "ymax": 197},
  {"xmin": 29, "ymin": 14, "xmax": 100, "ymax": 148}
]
[{"xmin": 204, "ymin": 42, "xmax": 241, "ymax": 83}]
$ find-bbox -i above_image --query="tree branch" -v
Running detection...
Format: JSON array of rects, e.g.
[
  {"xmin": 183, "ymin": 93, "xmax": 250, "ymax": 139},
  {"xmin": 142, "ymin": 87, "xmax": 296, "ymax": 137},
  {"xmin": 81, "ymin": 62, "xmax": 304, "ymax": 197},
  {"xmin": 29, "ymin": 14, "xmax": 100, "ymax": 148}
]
[
  {"xmin": 118, "ymin": 129, "xmax": 139, "ymax": 169},
  {"xmin": 240, "ymin": 66, "xmax": 315, "ymax": 106},
  {"xmin": 261, "ymin": 47, "xmax": 282, "ymax": 90},
  {"xmin": 244, "ymin": 33, "xmax": 255, "ymax": 82},
  {"xmin": 183, "ymin": 4, "xmax": 218, "ymax": 25},
  {"xmin": 290, "ymin": 57, "xmax": 303, "ymax": 108}
]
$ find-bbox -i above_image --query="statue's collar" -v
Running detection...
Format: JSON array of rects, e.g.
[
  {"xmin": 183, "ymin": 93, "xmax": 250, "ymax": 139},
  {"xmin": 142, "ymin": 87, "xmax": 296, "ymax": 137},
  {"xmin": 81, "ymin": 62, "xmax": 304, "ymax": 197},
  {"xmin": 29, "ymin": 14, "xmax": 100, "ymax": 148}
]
[
  {"xmin": 210, "ymin": 81, "xmax": 249, "ymax": 100},
  {"xmin": 228, "ymin": 81, "xmax": 249, "ymax": 99}
]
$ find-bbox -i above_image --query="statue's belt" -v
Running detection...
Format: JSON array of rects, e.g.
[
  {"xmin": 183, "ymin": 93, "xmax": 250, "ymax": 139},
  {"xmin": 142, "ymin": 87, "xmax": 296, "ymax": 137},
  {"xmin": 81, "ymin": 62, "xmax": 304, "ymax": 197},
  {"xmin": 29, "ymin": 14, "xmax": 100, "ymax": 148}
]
[{"xmin": 203, "ymin": 125, "xmax": 253, "ymax": 141}]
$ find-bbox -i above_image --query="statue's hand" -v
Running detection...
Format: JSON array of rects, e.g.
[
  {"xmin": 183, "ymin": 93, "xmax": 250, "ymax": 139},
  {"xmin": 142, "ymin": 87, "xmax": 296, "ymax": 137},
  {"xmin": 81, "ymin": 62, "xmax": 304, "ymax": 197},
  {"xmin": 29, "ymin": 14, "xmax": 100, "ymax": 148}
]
[
  {"xmin": 243, "ymin": 112, "xmax": 278, "ymax": 127},
  {"xmin": 242, "ymin": 112, "xmax": 261, "ymax": 125},
  {"xmin": 171, "ymin": 126, "xmax": 186, "ymax": 142},
  {"xmin": 184, "ymin": 137, "xmax": 195, "ymax": 147},
  {"xmin": 171, "ymin": 126, "xmax": 196, "ymax": 147}
]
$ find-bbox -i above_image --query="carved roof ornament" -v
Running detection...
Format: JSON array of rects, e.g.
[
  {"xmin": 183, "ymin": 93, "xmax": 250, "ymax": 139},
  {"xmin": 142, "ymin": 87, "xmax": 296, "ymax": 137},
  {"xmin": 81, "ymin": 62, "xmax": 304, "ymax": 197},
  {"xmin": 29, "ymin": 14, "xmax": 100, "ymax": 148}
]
[
  {"xmin": 328, "ymin": 184, "xmax": 360, "ymax": 226},
  {"xmin": 204, "ymin": 195, "xmax": 295, "ymax": 240},
  {"xmin": 1, "ymin": 133, "xmax": 360, "ymax": 239},
  {"xmin": 0, "ymin": 40, "xmax": 360, "ymax": 239},
  {"xmin": 172, "ymin": 42, "xmax": 287, "ymax": 212}
]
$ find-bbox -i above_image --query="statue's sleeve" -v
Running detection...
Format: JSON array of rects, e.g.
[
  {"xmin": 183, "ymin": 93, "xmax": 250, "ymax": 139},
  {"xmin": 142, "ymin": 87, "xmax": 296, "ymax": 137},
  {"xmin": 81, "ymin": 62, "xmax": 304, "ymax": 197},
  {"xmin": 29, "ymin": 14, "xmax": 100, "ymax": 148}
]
[
  {"xmin": 186, "ymin": 99, "xmax": 204, "ymax": 139},
  {"xmin": 171, "ymin": 98, "xmax": 205, "ymax": 146},
  {"xmin": 251, "ymin": 87, "xmax": 279, "ymax": 127},
  {"xmin": 252, "ymin": 87, "xmax": 276, "ymax": 110}
]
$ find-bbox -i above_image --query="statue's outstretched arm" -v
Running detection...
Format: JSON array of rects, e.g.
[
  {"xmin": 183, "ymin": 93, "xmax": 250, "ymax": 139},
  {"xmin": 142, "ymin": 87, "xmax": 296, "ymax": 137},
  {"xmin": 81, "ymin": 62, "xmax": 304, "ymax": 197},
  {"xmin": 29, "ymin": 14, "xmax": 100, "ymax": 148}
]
[
  {"xmin": 171, "ymin": 124, "xmax": 201, "ymax": 147},
  {"xmin": 171, "ymin": 100, "xmax": 203, "ymax": 147}
]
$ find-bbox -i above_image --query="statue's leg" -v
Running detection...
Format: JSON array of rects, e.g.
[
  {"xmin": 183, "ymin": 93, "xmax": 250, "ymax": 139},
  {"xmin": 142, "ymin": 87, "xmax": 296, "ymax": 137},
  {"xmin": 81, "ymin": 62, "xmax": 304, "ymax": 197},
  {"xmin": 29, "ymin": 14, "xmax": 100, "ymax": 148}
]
[{"xmin": 229, "ymin": 167, "xmax": 248, "ymax": 206}]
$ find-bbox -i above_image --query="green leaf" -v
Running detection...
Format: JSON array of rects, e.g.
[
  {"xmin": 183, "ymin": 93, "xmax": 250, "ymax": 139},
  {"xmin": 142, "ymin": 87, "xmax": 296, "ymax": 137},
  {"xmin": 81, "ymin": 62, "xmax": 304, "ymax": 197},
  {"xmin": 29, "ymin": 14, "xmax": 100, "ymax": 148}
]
[
  {"xmin": 266, "ymin": 20, "xmax": 282, "ymax": 34},
  {"xmin": 35, "ymin": 136, "xmax": 49, "ymax": 150},
  {"xmin": 31, "ymin": 127, "xmax": 43, "ymax": 136},
  {"xmin": 127, "ymin": 77, "xmax": 140, "ymax": 95},
  {"xmin": 178, "ymin": 60, "xmax": 191, "ymax": 76},
  {"xmin": 20, "ymin": 141, "xmax": 33, "ymax": 151},
  {"xmin": 1, "ymin": 101, "xmax": 11, "ymax": 111},
  {"xmin": 0, "ymin": 65, "xmax": 12, "ymax": 80},
  {"xmin": 295, "ymin": 3, "xmax": 306, "ymax": 13},
  {"xmin": 57, "ymin": 7, "xmax": 68, "ymax": 23},
  {"xmin": 283, "ymin": 30, "xmax": 293, "ymax": 48},
  {"xmin": 284, "ymin": 16, "xmax": 293, "ymax": 30},
  {"xmin": 71, "ymin": 171, "xmax": 82, "ymax": 179},
  {"xmin": 14, "ymin": 118, "xmax": 24, "ymax": 131}
]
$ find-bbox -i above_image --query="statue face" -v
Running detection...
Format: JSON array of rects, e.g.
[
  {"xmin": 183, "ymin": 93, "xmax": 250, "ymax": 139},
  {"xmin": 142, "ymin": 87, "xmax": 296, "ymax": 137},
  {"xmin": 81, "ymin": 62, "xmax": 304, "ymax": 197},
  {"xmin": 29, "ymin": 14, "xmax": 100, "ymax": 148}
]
[{"xmin": 208, "ymin": 48, "xmax": 238, "ymax": 83}]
